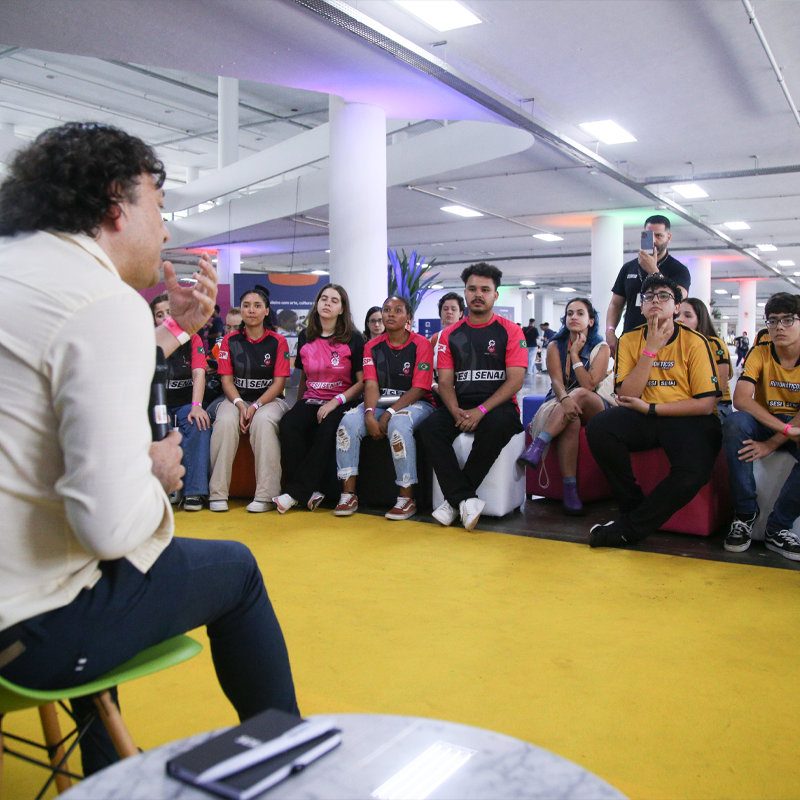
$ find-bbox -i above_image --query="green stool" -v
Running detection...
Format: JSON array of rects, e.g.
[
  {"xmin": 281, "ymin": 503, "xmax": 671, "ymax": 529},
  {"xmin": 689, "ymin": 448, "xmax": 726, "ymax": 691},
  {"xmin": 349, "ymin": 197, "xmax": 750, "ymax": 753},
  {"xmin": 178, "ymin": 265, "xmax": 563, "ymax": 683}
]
[{"xmin": 0, "ymin": 634, "xmax": 202, "ymax": 799}]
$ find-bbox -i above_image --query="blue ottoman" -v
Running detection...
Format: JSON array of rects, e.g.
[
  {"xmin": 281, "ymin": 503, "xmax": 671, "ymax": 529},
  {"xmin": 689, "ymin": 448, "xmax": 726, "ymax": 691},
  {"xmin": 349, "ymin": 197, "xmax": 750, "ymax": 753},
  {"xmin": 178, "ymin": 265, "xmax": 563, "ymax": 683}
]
[{"xmin": 522, "ymin": 393, "xmax": 548, "ymax": 429}]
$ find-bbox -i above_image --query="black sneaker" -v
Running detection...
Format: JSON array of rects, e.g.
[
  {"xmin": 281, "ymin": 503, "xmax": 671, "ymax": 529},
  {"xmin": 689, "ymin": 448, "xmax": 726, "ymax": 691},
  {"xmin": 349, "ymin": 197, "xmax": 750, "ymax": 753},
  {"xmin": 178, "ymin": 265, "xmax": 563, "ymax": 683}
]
[
  {"xmin": 765, "ymin": 529, "xmax": 800, "ymax": 561},
  {"xmin": 724, "ymin": 513, "xmax": 758, "ymax": 552},
  {"xmin": 183, "ymin": 496, "xmax": 203, "ymax": 512},
  {"xmin": 589, "ymin": 521, "xmax": 630, "ymax": 549}
]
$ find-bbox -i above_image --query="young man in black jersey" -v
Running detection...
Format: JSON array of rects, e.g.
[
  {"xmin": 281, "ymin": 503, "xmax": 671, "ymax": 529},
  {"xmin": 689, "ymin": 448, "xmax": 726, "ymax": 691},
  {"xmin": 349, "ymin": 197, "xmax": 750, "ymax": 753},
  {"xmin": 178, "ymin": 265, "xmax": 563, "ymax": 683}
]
[{"xmin": 419, "ymin": 263, "xmax": 527, "ymax": 531}]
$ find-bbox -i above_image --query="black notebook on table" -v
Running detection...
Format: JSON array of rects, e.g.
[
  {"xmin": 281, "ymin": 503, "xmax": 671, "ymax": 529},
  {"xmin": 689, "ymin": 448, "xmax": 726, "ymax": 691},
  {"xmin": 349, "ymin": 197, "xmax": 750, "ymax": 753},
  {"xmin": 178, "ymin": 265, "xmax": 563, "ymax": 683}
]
[{"xmin": 166, "ymin": 710, "xmax": 342, "ymax": 800}]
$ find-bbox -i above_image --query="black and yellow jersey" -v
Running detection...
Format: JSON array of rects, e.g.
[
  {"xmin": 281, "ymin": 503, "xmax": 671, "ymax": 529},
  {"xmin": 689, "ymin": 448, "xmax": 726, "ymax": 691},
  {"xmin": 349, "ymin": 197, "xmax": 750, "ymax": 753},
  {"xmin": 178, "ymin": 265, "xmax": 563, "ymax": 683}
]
[
  {"xmin": 754, "ymin": 327, "xmax": 771, "ymax": 346},
  {"xmin": 740, "ymin": 341, "xmax": 800, "ymax": 416},
  {"xmin": 707, "ymin": 335, "xmax": 732, "ymax": 403},
  {"xmin": 615, "ymin": 322, "xmax": 721, "ymax": 405}
]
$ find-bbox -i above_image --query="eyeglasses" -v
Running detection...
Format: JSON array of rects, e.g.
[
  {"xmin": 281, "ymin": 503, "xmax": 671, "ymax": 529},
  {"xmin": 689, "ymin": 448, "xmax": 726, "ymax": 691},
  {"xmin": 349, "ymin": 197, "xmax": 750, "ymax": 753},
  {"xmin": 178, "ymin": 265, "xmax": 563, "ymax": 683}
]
[
  {"xmin": 765, "ymin": 316, "xmax": 800, "ymax": 329},
  {"xmin": 640, "ymin": 291, "xmax": 675, "ymax": 304}
]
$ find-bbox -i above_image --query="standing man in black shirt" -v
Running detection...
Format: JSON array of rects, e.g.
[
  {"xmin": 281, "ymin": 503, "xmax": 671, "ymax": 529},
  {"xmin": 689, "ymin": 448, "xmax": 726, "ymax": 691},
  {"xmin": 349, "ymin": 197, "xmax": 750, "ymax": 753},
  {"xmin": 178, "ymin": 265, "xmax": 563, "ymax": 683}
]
[
  {"xmin": 605, "ymin": 215, "xmax": 691, "ymax": 355},
  {"xmin": 523, "ymin": 318, "xmax": 539, "ymax": 374}
]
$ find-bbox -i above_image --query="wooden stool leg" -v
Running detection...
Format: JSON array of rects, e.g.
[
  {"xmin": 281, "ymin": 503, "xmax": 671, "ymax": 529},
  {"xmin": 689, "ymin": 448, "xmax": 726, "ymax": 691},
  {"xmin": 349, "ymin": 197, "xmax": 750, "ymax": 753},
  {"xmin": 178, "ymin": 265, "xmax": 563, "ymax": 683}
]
[
  {"xmin": 93, "ymin": 691, "xmax": 138, "ymax": 759},
  {"xmin": 38, "ymin": 703, "xmax": 72, "ymax": 793}
]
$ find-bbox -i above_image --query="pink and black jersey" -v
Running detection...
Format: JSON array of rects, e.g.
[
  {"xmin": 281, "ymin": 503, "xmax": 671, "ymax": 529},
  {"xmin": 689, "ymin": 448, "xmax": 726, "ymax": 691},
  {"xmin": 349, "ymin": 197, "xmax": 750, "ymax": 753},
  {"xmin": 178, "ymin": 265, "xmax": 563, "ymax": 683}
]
[
  {"xmin": 363, "ymin": 332, "xmax": 434, "ymax": 405},
  {"xmin": 166, "ymin": 333, "xmax": 206, "ymax": 408},
  {"xmin": 217, "ymin": 328, "xmax": 290, "ymax": 402},
  {"xmin": 437, "ymin": 314, "xmax": 528, "ymax": 407},
  {"xmin": 295, "ymin": 330, "xmax": 364, "ymax": 402}
]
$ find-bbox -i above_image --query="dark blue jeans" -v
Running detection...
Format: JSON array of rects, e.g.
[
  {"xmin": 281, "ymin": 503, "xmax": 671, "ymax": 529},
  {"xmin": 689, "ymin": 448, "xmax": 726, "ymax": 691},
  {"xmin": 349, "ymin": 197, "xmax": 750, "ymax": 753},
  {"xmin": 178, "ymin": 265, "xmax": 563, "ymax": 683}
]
[
  {"xmin": 0, "ymin": 537, "xmax": 298, "ymax": 775},
  {"xmin": 169, "ymin": 404, "xmax": 211, "ymax": 497},
  {"xmin": 722, "ymin": 410, "xmax": 800, "ymax": 531}
]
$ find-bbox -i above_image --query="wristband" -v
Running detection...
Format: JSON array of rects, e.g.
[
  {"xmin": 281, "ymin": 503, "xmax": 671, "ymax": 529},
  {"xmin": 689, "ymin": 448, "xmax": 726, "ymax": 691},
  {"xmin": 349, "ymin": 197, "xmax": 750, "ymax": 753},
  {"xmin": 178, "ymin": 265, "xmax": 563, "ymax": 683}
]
[
  {"xmin": 335, "ymin": 394, "xmax": 346, "ymax": 405},
  {"xmin": 606, "ymin": 326, "xmax": 616, "ymax": 332},
  {"xmin": 251, "ymin": 401, "xmax": 262, "ymax": 409},
  {"xmin": 233, "ymin": 398, "xmax": 245, "ymax": 406},
  {"xmin": 783, "ymin": 423, "xmax": 792, "ymax": 436},
  {"xmin": 573, "ymin": 362, "xmax": 586, "ymax": 369},
  {"xmin": 642, "ymin": 349, "xmax": 657, "ymax": 358},
  {"xmin": 162, "ymin": 316, "xmax": 190, "ymax": 345},
  {"xmin": 364, "ymin": 407, "xmax": 376, "ymax": 415},
  {"xmin": 387, "ymin": 407, "xmax": 397, "ymax": 416},
  {"xmin": 478, "ymin": 404, "xmax": 488, "ymax": 415},
  {"xmin": 191, "ymin": 401, "xmax": 201, "ymax": 406}
]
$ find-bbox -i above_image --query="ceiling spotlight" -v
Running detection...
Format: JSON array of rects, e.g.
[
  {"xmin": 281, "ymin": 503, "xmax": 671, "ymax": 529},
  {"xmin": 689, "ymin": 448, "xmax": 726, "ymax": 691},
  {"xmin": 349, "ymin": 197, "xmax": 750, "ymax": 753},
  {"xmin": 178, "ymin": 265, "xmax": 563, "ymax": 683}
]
[
  {"xmin": 395, "ymin": 0, "xmax": 482, "ymax": 31},
  {"xmin": 533, "ymin": 233, "xmax": 564, "ymax": 242},
  {"xmin": 778, "ymin": 259, "xmax": 795, "ymax": 267},
  {"xmin": 431, "ymin": 284, "xmax": 444, "ymax": 290},
  {"xmin": 325, "ymin": 249, "xmax": 330, "ymax": 253},
  {"xmin": 557, "ymin": 287, "xmax": 576, "ymax": 292},
  {"xmin": 756, "ymin": 244, "xmax": 777, "ymax": 251},
  {"xmin": 757, "ymin": 302, "xmax": 766, "ymax": 307},
  {"xmin": 722, "ymin": 316, "xmax": 730, "ymax": 319},
  {"xmin": 578, "ymin": 120, "xmax": 637, "ymax": 144},
  {"xmin": 671, "ymin": 184, "xmax": 708, "ymax": 199},
  {"xmin": 731, "ymin": 294, "xmax": 740, "ymax": 299},
  {"xmin": 714, "ymin": 289, "xmax": 728, "ymax": 295},
  {"xmin": 723, "ymin": 221, "xmax": 750, "ymax": 230},
  {"xmin": 520, "ymin": 280, "xmax": 536, "ymax": 286},
  {"xmin": 436, "ymin": 186, "xmax": 456, "ymax": 192},
  {"xmin": 311, "ymin": 269, "xmax": 329, "ymax": 275},
  {"xmin": 441, "ymin": 205, "xmax": 483, "ymax": 217}
]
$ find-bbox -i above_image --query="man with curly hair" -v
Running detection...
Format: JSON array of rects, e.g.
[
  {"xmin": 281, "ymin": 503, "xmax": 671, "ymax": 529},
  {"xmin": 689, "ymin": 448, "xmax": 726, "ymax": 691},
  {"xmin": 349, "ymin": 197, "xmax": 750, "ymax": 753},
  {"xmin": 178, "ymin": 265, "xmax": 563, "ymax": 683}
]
[{"xmin": 0, "ymin": 123, "xmax": 298, "ymax": 775}]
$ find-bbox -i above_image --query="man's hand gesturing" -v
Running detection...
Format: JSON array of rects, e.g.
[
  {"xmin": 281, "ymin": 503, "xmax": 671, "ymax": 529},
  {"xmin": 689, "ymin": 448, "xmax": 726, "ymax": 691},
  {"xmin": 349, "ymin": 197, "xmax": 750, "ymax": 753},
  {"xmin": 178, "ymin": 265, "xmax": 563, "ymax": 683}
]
[{"xmin": 163, "ymin": 253, "xmax": 218, "ymax": 335}]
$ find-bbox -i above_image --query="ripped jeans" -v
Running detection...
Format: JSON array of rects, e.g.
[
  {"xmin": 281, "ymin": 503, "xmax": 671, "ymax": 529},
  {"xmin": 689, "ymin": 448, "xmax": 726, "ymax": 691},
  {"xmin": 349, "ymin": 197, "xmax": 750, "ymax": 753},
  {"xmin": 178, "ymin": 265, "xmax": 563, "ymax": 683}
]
[{"xmin": 336, "ymin": 401, "xmax": 434, "ymax": 487}]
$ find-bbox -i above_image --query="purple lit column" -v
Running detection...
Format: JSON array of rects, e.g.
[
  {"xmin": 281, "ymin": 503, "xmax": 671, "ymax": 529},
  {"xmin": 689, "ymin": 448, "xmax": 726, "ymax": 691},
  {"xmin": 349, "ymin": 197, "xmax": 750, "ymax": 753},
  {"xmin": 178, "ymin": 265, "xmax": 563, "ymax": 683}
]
[{"xmin": 328, "ymin": 96, "xmax": 388, "ymax": 324}]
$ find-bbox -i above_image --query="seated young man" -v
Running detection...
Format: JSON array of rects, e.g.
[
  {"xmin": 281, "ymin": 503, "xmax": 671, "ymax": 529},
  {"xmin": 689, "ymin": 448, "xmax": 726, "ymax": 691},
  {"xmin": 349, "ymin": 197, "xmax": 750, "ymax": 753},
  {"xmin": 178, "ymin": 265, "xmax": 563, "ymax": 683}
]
[
  {"xmin": 722, "ymin": 292, "xmax": 800, "ymax": 559},
  {"xmin": 418, "ymin": 262, "xmax": 527, "ymax": 531},
  {"xmin": 586, "ymin": 275, "xmax": 722, "ymax": 547}
]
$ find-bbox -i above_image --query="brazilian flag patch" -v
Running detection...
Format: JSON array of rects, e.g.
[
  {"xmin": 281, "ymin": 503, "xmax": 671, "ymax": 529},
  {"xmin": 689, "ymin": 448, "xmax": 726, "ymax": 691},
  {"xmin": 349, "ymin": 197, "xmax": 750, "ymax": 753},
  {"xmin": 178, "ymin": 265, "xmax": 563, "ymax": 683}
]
[
  {"xmin": 284, "ymin": 351, "xmax": 290, "ymax": 358},
  {"xmin": 520, "ymin": 340, "xmax": 527, "ymax": 348},
  {"xmin": 197, "ymin": 346, "xmax": 205, "ymax": 354},
  {"xmin": 418, "ymin": 363, "xmax": 431, "ymax": 371}
]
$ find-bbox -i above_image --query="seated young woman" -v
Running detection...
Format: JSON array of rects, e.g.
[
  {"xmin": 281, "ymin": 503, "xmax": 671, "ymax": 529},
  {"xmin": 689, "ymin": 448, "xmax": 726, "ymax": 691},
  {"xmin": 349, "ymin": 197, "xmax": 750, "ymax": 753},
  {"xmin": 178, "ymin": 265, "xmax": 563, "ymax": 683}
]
[
  {"xmin": 518, "ymin": 297, "xmax": 612, "ymax": 515},
  {"xmin": 209, "ymin": 286, "xmax": 290, "ymax": 513},
  {"xmin": 678, "ymin": 298, "xmax": 733, "ymax": 419},
  {"xmin": 275, "ymin": 284, "xmax": 364, "ymax": 512},
  {"xmin": 334, "ymin": 296, "xmax": 435, "ymax": 520}
]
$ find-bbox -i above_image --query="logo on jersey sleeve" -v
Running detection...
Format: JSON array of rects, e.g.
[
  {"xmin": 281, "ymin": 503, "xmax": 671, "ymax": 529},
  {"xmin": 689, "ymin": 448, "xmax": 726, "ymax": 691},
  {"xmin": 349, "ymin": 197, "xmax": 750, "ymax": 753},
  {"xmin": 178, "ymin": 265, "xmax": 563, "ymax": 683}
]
[
  {"xmin": 418, "ymin": 363, "xmax": 431, "ymax": 371},
  {"xmin": 218, "ymin": 351, "xmax": 229, "ymax": 360},
  {"xmin": 436, "ymin": 343, "xmax": 447, "ymax": 354},
  {"xmin": 520, "ymin": 339, "xmax": 527, "ymax": 348},
  {"xmin": 264, "ymin": 353, "xmax": 271, "ymax": 366},
  {"xmin": 197, "ymin": 346, "xmax": 205, "ymax": 354},
  {"xmin": 402, "ymin": 362, "xmax": 411, "ymax": 375},
  {"xmin": 488, "ymin": 339, "xmax": 496, "ymax": 354},
  {"xmin": 363, "ymin": 356, "xmax": 374, "ymax": 367},
  {"xmin": 284, "ymin": 351, "xmax": 290, "ymax": 359}
]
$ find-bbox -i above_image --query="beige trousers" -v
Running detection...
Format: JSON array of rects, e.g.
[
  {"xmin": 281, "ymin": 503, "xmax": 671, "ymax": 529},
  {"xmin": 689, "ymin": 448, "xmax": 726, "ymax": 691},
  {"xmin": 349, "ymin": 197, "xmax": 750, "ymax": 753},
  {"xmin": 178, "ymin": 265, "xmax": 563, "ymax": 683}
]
[{"xmin": 209, "ymin": 398, "xmax": 288, "ymax": 501}]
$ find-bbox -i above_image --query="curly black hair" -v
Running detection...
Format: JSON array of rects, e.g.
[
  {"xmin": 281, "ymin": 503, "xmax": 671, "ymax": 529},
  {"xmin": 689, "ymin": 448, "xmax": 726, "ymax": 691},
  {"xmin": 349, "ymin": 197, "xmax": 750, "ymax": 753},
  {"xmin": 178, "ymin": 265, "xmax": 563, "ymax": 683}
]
[
  {"xmin": 0, "ymin": 122, "xmax": 166, "ymax": 237},
  {"xmin": 461, "ymin": 262, "xmax": 502, "ymax": 289},
  {"xmin": 640, "ymin": 274, "xmax": 683, "ymax": 304}
]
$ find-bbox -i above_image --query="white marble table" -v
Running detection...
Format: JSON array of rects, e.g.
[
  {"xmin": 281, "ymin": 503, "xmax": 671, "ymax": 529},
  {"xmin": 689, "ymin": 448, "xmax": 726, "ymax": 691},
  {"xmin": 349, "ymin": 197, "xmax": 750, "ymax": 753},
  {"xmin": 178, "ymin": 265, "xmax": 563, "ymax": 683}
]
[{"xmin": 61, "ymin": 713, "xmax": 626, "ymax": 799}]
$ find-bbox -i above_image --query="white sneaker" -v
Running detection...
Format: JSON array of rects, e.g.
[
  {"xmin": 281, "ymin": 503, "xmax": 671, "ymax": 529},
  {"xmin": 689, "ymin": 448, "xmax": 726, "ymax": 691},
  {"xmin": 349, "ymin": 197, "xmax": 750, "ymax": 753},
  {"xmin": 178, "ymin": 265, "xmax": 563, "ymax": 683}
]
[
  {"xmin": 432, "ymin": 500, "xmax": 457, "ymax": 527},
  {"xmin": 273, "ymin": 494, "xmax": 297, "ymax": 514},
  {"xmin": 247, "ymin": 500, "xmax": 275, "ymax": 513},
  {"xmin": 209, "ymin": 500, "xmax": 229, "ymax": 512},
  {"xmin": 307, "ymin": 492, "xmax": 325, "ymax": 511},
  {"xmin": 460, "ymin": 498, "xmax": 485, "ymax": 532}
]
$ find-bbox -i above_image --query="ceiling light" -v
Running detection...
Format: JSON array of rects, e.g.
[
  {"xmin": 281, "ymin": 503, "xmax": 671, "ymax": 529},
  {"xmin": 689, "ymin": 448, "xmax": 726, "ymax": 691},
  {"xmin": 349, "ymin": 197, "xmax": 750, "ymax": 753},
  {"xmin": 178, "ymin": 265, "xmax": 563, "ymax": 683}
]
[
  {"xmin": 731, "ymin": 294, "xmax": 740, "ymax": 299},
  {"xmin": 311, "ymin": 269, "xmax": 329, "ymax": 275},
  {"xmin": 520, "ymin": 280, "xmax": 536, "ymax": 286},
  {"xmin": 395, "ymin": 0, "xmax": 482, "ymax": 31},
  {"xmin": 714, "ymin": 289, "xmax": 728, "ymax": 295},
  {"xmin": 778, "ymin": 260, "xmax": 795, "ymax": 267},
  {"xmin": 431, "ymin": 284, "xmax": 444, "ymax": 290},
  {"xmin": 526, "ymin": 292, "xmax": 535, "ymax": 299},
  {"xmin": 671, "ymin": 183, "xmax": 708, "ymax": 199},
  {"xmin": 533, "ymin": 233, "xmax": 564, "ymax": 242},
  {"xmin": 723, "ymin": 315, "xmax": 730, "ymax": 319},
  {"xmin": 557, "ymin": 287, "xmax": 576, "ymax": 292},
  {"xmin": 756, "ymin": 244, "xmax": 777, "ymax": 251},
  {"xmin": 440, "ymin": 205, "xmax": 483, "ymax": 217},
  {"xmin": 325, "ymin": 249, "xmax": 330, "ymax": 253},
  {"xmin": 578, "ymin": 120, "xmax": 637, "ymax": 144},
  {"xmin": 723, "ymin": 221, "xmax": 750, "ymax": 230},
  {"xmin": 758, "ymin": 302, "xmax": 766, "ymax": 307},
  {"xmin": 436, "ymin": 186, "xmax": 456, "ymax": 192}
]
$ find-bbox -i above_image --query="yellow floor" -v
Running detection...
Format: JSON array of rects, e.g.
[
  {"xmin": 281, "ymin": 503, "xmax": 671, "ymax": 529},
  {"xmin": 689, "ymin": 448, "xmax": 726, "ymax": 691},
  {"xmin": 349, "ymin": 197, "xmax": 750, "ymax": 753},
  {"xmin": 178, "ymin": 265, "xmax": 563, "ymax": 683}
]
[{"xmin": 4, "ymin": 504, "xmax": 800, "ymax": 799}]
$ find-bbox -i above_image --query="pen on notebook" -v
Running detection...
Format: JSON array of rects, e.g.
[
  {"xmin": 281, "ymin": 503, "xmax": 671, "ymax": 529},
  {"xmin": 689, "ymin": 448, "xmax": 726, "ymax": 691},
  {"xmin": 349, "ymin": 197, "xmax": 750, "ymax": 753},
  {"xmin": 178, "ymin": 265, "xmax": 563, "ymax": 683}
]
[{"xmin": 195, "ymin": 720, "xmax": 337, "ymax": 785}]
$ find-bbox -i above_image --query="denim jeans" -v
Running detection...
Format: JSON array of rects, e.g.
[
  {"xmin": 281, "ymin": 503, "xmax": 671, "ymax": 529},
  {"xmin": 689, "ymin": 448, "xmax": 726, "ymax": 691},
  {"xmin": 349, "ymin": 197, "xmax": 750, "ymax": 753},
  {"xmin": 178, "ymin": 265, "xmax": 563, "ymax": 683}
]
[
  {"xmin": 169, "ymin": 403, "xmax": 211, "ymax": 496},
  {"xmin": 336, "ymin": 401, "xmax": 434, "ymax": 487},
  {"xmin": 722, "ymin": 410, "xmax": 800, "ymax": 530},
  {"xmin": 0, "ymin": 537, "xmax": 298, "ymax": 776}
]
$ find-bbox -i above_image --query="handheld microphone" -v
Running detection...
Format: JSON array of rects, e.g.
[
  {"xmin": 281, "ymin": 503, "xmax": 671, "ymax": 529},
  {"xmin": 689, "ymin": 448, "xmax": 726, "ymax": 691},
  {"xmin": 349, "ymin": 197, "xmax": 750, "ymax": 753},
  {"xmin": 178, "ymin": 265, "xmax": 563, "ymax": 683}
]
[{"xmin": 149, "ymin": 347, "xmax": 170, "ymax": 442}]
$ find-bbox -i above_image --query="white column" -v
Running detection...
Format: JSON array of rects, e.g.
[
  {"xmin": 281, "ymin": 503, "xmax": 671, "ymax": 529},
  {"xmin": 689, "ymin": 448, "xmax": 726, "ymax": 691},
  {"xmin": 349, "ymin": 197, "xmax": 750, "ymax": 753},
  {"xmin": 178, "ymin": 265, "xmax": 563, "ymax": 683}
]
[
  {"xmin": 591, "ymin": 215, "xmax": 623, "ymax": 325},
  {"xmin": 216, "ymin": 247, "xmax": 241, "ymax": 286},
  {"xmin": 738, "ymin": 279, "xmax": 757, "ymax": 340},
  {"xmin": 520, "ymin": 291, "xmax": 534, "ymax": 325},
  {"xmin": 719, "ymin": 321, "xmax": 729, "ymax": 338},
  {"xmin": 328, "ymin": 96, "xmax": 387, "ymax": 325},
  {"xmin": 687, "ymin": 257, "xmax": 711, "ymax": 307},
  {"xmin": 186, "ymin": 166, "xmax": 200, "ymax": 215},
  {"xmin": 218, "ymin": 77, "xmax": 239, "ymax": 169},
  {"xmin": 534, "ymin": 292, "xmax": 554, "ymax": 327}
]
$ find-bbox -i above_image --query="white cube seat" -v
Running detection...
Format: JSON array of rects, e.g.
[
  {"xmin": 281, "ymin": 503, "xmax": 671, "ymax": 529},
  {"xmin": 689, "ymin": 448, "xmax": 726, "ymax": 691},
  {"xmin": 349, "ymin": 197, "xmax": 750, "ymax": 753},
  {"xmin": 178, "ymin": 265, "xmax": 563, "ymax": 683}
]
[
  {"xmin": 432, "ymin": 431, "xmax": 526, "ymax": 517},
  {"xmin": 752, "ymin": 451, "xmax": 800, "ymax": 541}
]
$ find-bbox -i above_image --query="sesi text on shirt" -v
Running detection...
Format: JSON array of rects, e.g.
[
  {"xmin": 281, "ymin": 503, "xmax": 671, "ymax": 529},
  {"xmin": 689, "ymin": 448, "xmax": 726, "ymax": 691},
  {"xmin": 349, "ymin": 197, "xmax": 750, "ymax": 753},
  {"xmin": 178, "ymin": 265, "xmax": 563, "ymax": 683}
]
[
  {"xmin": 436, "ymin": 314, "xmax": 528, "ymax": 408},
  {"xmin": 615, "ymin": 322, "xmax": 721, "ymax": 405},
  {"xmin": 740, "ymin": 341, "xmax": 800, "ymax": 416},
  {"xmin": 217, "ymin": 328, "xmax": 290, "ymax": 403},
  {"xmin": 165, "ymin": 333, "xmax": 207, "ymax": 408},
  {"xmin": 363, "ymin": 331, "xmax": 434, "ymax": 405},
  {"xmin": 295, "ymin": 330, "xmax": 364, "ymax": 402}
]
